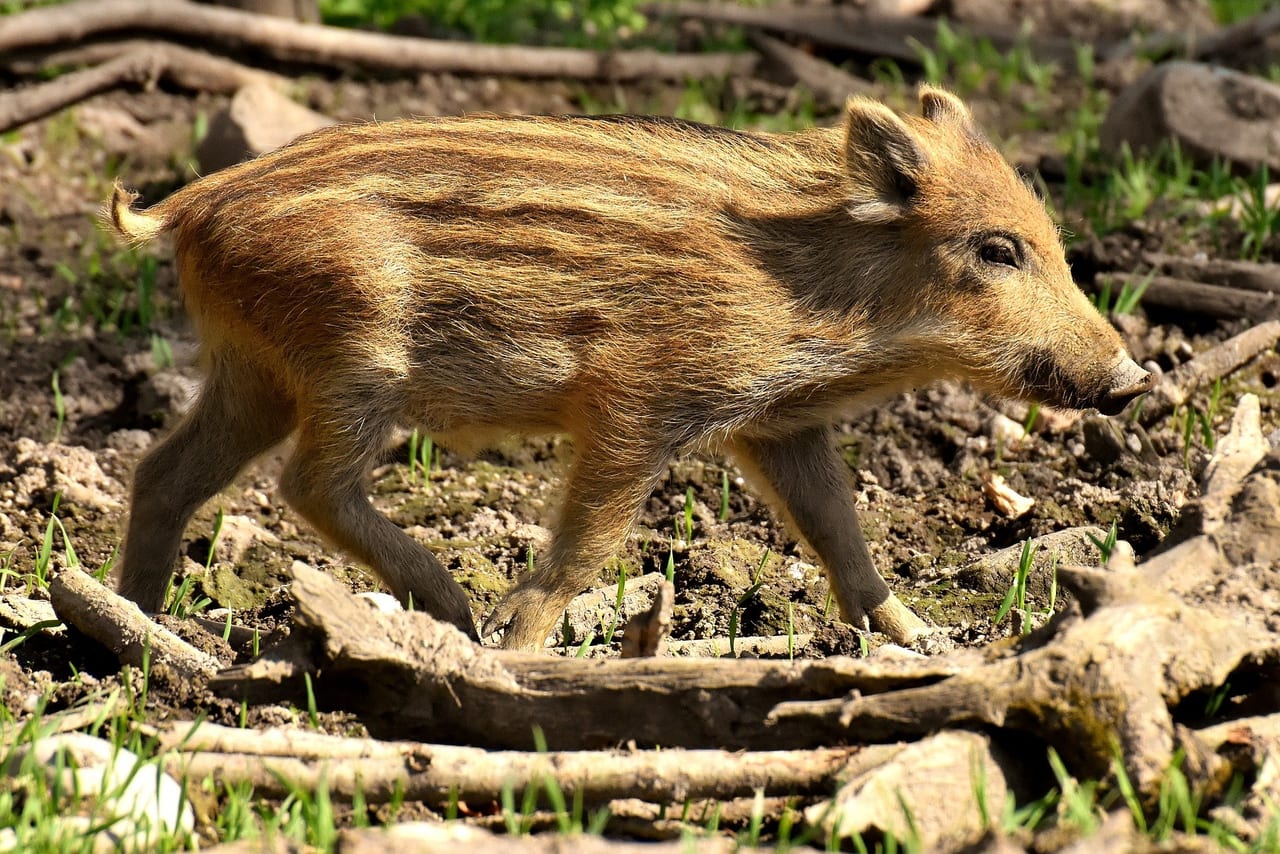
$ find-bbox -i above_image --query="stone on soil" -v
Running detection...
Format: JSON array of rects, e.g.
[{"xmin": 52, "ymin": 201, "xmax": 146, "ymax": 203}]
[
  {"xmin": 956, "ymin": 526, "xmax": 1110, "ymax": 599},
  {"xmin": 0, "ymin": 733, "xmax": 193, "ymax": 851},
  {"xmin": 197, "ymin": 82, "xmax": 335, "ymax": 174},
  {"xmin": 805, "ymin": 730, "xmax": 1014, "ymax": 850},
  {"xmin": 1102, "ymin": 63, "xmax": 1280, "ymax": 172}
]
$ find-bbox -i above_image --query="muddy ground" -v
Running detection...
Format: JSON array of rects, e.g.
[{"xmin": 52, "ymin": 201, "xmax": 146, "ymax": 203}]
[{"xmin": 0, "ymin": 70, "xmax": 1274, "ymax": 749}]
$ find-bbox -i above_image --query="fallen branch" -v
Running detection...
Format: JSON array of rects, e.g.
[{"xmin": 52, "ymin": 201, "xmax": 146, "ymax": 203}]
[
  {"xmin": 1142, "ymin": 253, "xmax": 1280, "ymax": 295},
  {"xmin": 1139, "ymin": 320, "xmax": 1280, "ymax": 426},
  {"xmin": 1101, "ymin": 7, "xmax": 1280, "ymax": 62},
  {"xmin": 1190, "ymin": 8, "xmax": 1280, "ymax": 60},
  {"xmin": 1093, "ymin": 273, "xmax": 1280, "ymax": 321},
  {"xmin": 769, "ymin": 550, "xmax": 1277, "ymax": 799},
  {"xmin": 0, "ymin": 53, "xmax": 157, "ymax": 135},
  {"xmin": 747, "ymin": 32, "xmax": 873, "ymax": 106},
  {"xmin": 0, "ymin": 0, "xmax": 757, "ymax": 82},
  {"xmin": 665, "ymin": 633, "xmax": 812, "ymax": 658},
  {"xmin": 332, "ymin": 823, "xmax": 806, "ymax": 853},
  {"xmin": 1138, "ymin": 394, "xmax": 1273, "ymax": 591},
  {"xmin": 0, "ymin": 42, "xmax": 284, "ymax": 134},
  {"xmin": 209, "ymin": 563, "xmax": 981, "ymax": 749},
  {"xmin": 647, "ymin": 1, "xmax": 1076, "ymax": 64},
  {"xmin": 3, "ymin": 39, "xmax": 285, "ymax": 89},
  {"xmin": 156, "ymin": 720, "xmax": 888, "ymax": 804},
  {"xmin": 48, "ymin": 568, "xmax": 223, "ymax": 682}
]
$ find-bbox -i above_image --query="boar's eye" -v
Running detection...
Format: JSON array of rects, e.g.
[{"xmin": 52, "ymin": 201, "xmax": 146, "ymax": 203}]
[{"xmin": 977, "ymin": 237, "xmax": 1020, "ymax": 269}]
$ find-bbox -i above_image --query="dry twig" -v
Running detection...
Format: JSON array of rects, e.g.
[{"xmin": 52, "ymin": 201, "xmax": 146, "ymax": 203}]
[
  {"xmin": 1139, "ymin": 321, "xmax": 1280, "ymax": 426},
  {"xmin": 48, "ymin": 569, "xmax": 222, "ymax": 682},
  {"xmin": 156, "ymin": 720, "xmax": 885, "ymax": 804},
  {"xmin": 1093, "ymin": 274, "xmax": 1279, "ymax": 322}
]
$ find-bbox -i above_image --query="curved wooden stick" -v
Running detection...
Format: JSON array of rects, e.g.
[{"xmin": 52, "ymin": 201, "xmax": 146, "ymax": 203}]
[{"xmin": 0, "ymin": 0, "xmax": 758, "ymax": 81}]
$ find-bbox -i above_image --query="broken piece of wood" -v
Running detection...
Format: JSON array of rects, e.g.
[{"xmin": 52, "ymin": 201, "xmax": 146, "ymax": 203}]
[
  {"xmin": 619, "ymin": 580, "xmax": 673, "ymax": 658},
  {"xmin": 648, "ymin": 1, "xmax": 1076, "ymax": 64},
  {"xmin": 157, "ymin": 720, "xmax": 887, "ymax": 804},
  {"xmin": 1139, "ymin": 320, "xmax": 1280, "ymax": 425},
  {"xmin": 48, "ymin": 568, "xmax": 222, "ymax": 682},
  {"xmin": 1141, "ymin": 252, "xmax": 1280, "ymax": 295},
  {"xmin": 982, "ymin": 473, "xmax": 1034, "ymax": 519},
  {"xmin": 1092, "ymin": 273, "xmax": 1280, "ymax": 321},
  {"xmin": 0, "ymin": 0, "xmax": 757, "ymax": 83},
  {"xmin": 747, "ymin": 32, "xmax": 873, "ymax": 106},
  {"xmin": 209, "ymin": 563, "xmax": 981, "ymax": 749}
]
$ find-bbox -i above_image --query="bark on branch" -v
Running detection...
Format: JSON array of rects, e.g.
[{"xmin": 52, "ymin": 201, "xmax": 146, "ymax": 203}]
[
  {"xmin": 48, "ymin": 568, "xmax": 223, "ymax": 683},
  {"xmin": 0, "ymin": 0, "xmax": 757, "ymax": 82},
  {"xmin": 1138, "ymin": 321, "xmax": 1280, "ymax": 426},
  {"xmin": 1092, "ymin": 274, "xmax": 1280, "ymax": 322},
  {"xmin": 209, "ymin": 562, "xmax": 981, "ymax": 750},
  {"xmin": 155, "ymin": 720, "xmax": 894, "ymax": 804},
  {"xmin": 0, "ymin": 42, "xmax": 283, "ymax": 134},
  {"xmin": 646, "ymin": 1, "xmax": 1076, "ymax": 65}
]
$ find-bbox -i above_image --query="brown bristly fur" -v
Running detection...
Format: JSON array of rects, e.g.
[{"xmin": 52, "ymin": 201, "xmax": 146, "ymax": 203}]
[{"xmin": 107, "ymin": 88, "xmax": 1149, "ymax": 649}]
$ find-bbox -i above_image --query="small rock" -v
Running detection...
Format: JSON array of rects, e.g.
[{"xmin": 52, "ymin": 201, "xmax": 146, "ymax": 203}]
[
  {"xmin": 137, "ymin": 369, "xmax": 200, "ymax": 421},
  {"xmin": 1102, "ymin": 63, "xmax": 1280, "ymax": 172},
  {"xmin": 1, "ymin": 733, "xmax": 194, "ymax": 850},
  {"xmin": 106, "ymin": 429, "xmax": 153, "ymax": 454},
  {"xmin": 806, "ymin": 730, "xmax": 1016, "ymax": 850},
  {"xmin": 11, "ymin": 438, "xmax": 124, "ymax": 513},
  {"xmin": 958, "ymin": 526, "xmax": 1112, "ymax": 598},
  {"xmin": 209, "ymin": 513, "xmax": 281, "ymax": 565},
  {"xmin": 987, "ymin": 413, "xmax": 1028, "ymax": 448},
  {"xmin": 357, "ymin": 591, "xmax": 403, "ymax": 614},
  {"xmin": 551, "ymin": 572, "xmax": 666, "ymax": 647},
  {"xmin": 508, "ymin": 523, "xmax": 552, "ymax": 550},
  {"xmin": 1082, "ymin": 416, "xmax": 1128, "ymax": 467},
  {"xmin": 197, "ymin": 82, "xmax": 336, "ymax": 174}
]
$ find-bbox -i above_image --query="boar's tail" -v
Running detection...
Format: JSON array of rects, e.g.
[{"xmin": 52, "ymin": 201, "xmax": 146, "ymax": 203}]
[{"xmin": 104, "ymin": 179, "xmax": 174, "ymax": 245}]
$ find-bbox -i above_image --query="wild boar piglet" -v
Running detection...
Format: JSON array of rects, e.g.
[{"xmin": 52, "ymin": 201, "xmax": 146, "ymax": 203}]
[{"xmin": 107, "ymin": 86, "xmax": 1151, "ymax": 650}]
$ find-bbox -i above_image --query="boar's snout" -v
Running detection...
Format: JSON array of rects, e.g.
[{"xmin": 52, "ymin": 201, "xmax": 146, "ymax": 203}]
[{"xmin": 1094, "ymin": 358, "xmax": 1153, "ymax": 416}]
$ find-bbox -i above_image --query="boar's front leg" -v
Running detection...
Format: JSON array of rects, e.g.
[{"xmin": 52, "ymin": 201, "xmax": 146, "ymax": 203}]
[
  {"xmin": 731, "ymin": 426, "xmax": 928, "ymax": 645},
  {"xmin": 484, "ymin": 437, "xmax": 671, "ymax": 651},
  {"xmin": 280, "ymin": 416, "xmax": 478, "ymax": 639}
]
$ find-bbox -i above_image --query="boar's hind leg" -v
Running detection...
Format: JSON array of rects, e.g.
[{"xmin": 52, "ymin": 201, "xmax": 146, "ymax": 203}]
[
  {"xmin": 484, "ymin": 441, "xmax": 670, "ymax": 652},
  {"xmin": 731, "ymin": 426, "xmax": 928, "ymax": 646},
  {"xmin": 280, "ymin": 418, "xmax": 478, "ymax": 639},
  {"xmin": 119, "ymin": 350, "xmax": 295, "ymax": 612}
]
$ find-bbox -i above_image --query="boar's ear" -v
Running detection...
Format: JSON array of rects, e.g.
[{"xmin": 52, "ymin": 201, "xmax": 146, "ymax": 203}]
[
  {"xmin": 842, "ymin": 97, "xmax": 926, "ymax": 224},
  {"xmin": 918, "ymin": 85, "xmax": 974, "ymax": 128}
]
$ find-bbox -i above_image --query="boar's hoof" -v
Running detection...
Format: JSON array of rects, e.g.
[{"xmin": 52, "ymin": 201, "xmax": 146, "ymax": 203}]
[
  {"xmin": 1096, "ymin": 360, "xmax": 1154, "ymax": 416},
  {"xmin": 483, "ymin": 584, "xmax": 565, "ymax": 652},
  {"xmin": 867, "ymin": 595, "xmax": 931, "ymax": 646}
]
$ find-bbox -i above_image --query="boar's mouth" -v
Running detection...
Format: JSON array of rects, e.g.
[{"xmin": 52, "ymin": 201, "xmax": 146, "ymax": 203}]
[{"xmin": 1018, "ymin": 349, "xmax": 1109, "ymax": 413}]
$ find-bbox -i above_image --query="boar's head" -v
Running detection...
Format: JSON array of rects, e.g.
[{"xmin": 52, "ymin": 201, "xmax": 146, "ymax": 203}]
[{"xmin": 840, "ymin": 86, "xmax": 1152, "ymax": 415}]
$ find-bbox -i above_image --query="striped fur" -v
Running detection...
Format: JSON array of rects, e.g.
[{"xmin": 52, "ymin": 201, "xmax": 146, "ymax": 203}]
[{"xmin": 106, "ymin": 88, "xmax": 1146, "ymax": 649}]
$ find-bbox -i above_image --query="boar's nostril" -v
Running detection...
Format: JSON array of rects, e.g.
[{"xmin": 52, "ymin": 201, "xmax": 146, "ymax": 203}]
[{"xmin": 1097, "ymin": 370, "xmax": 1154, "ymax": 417}]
